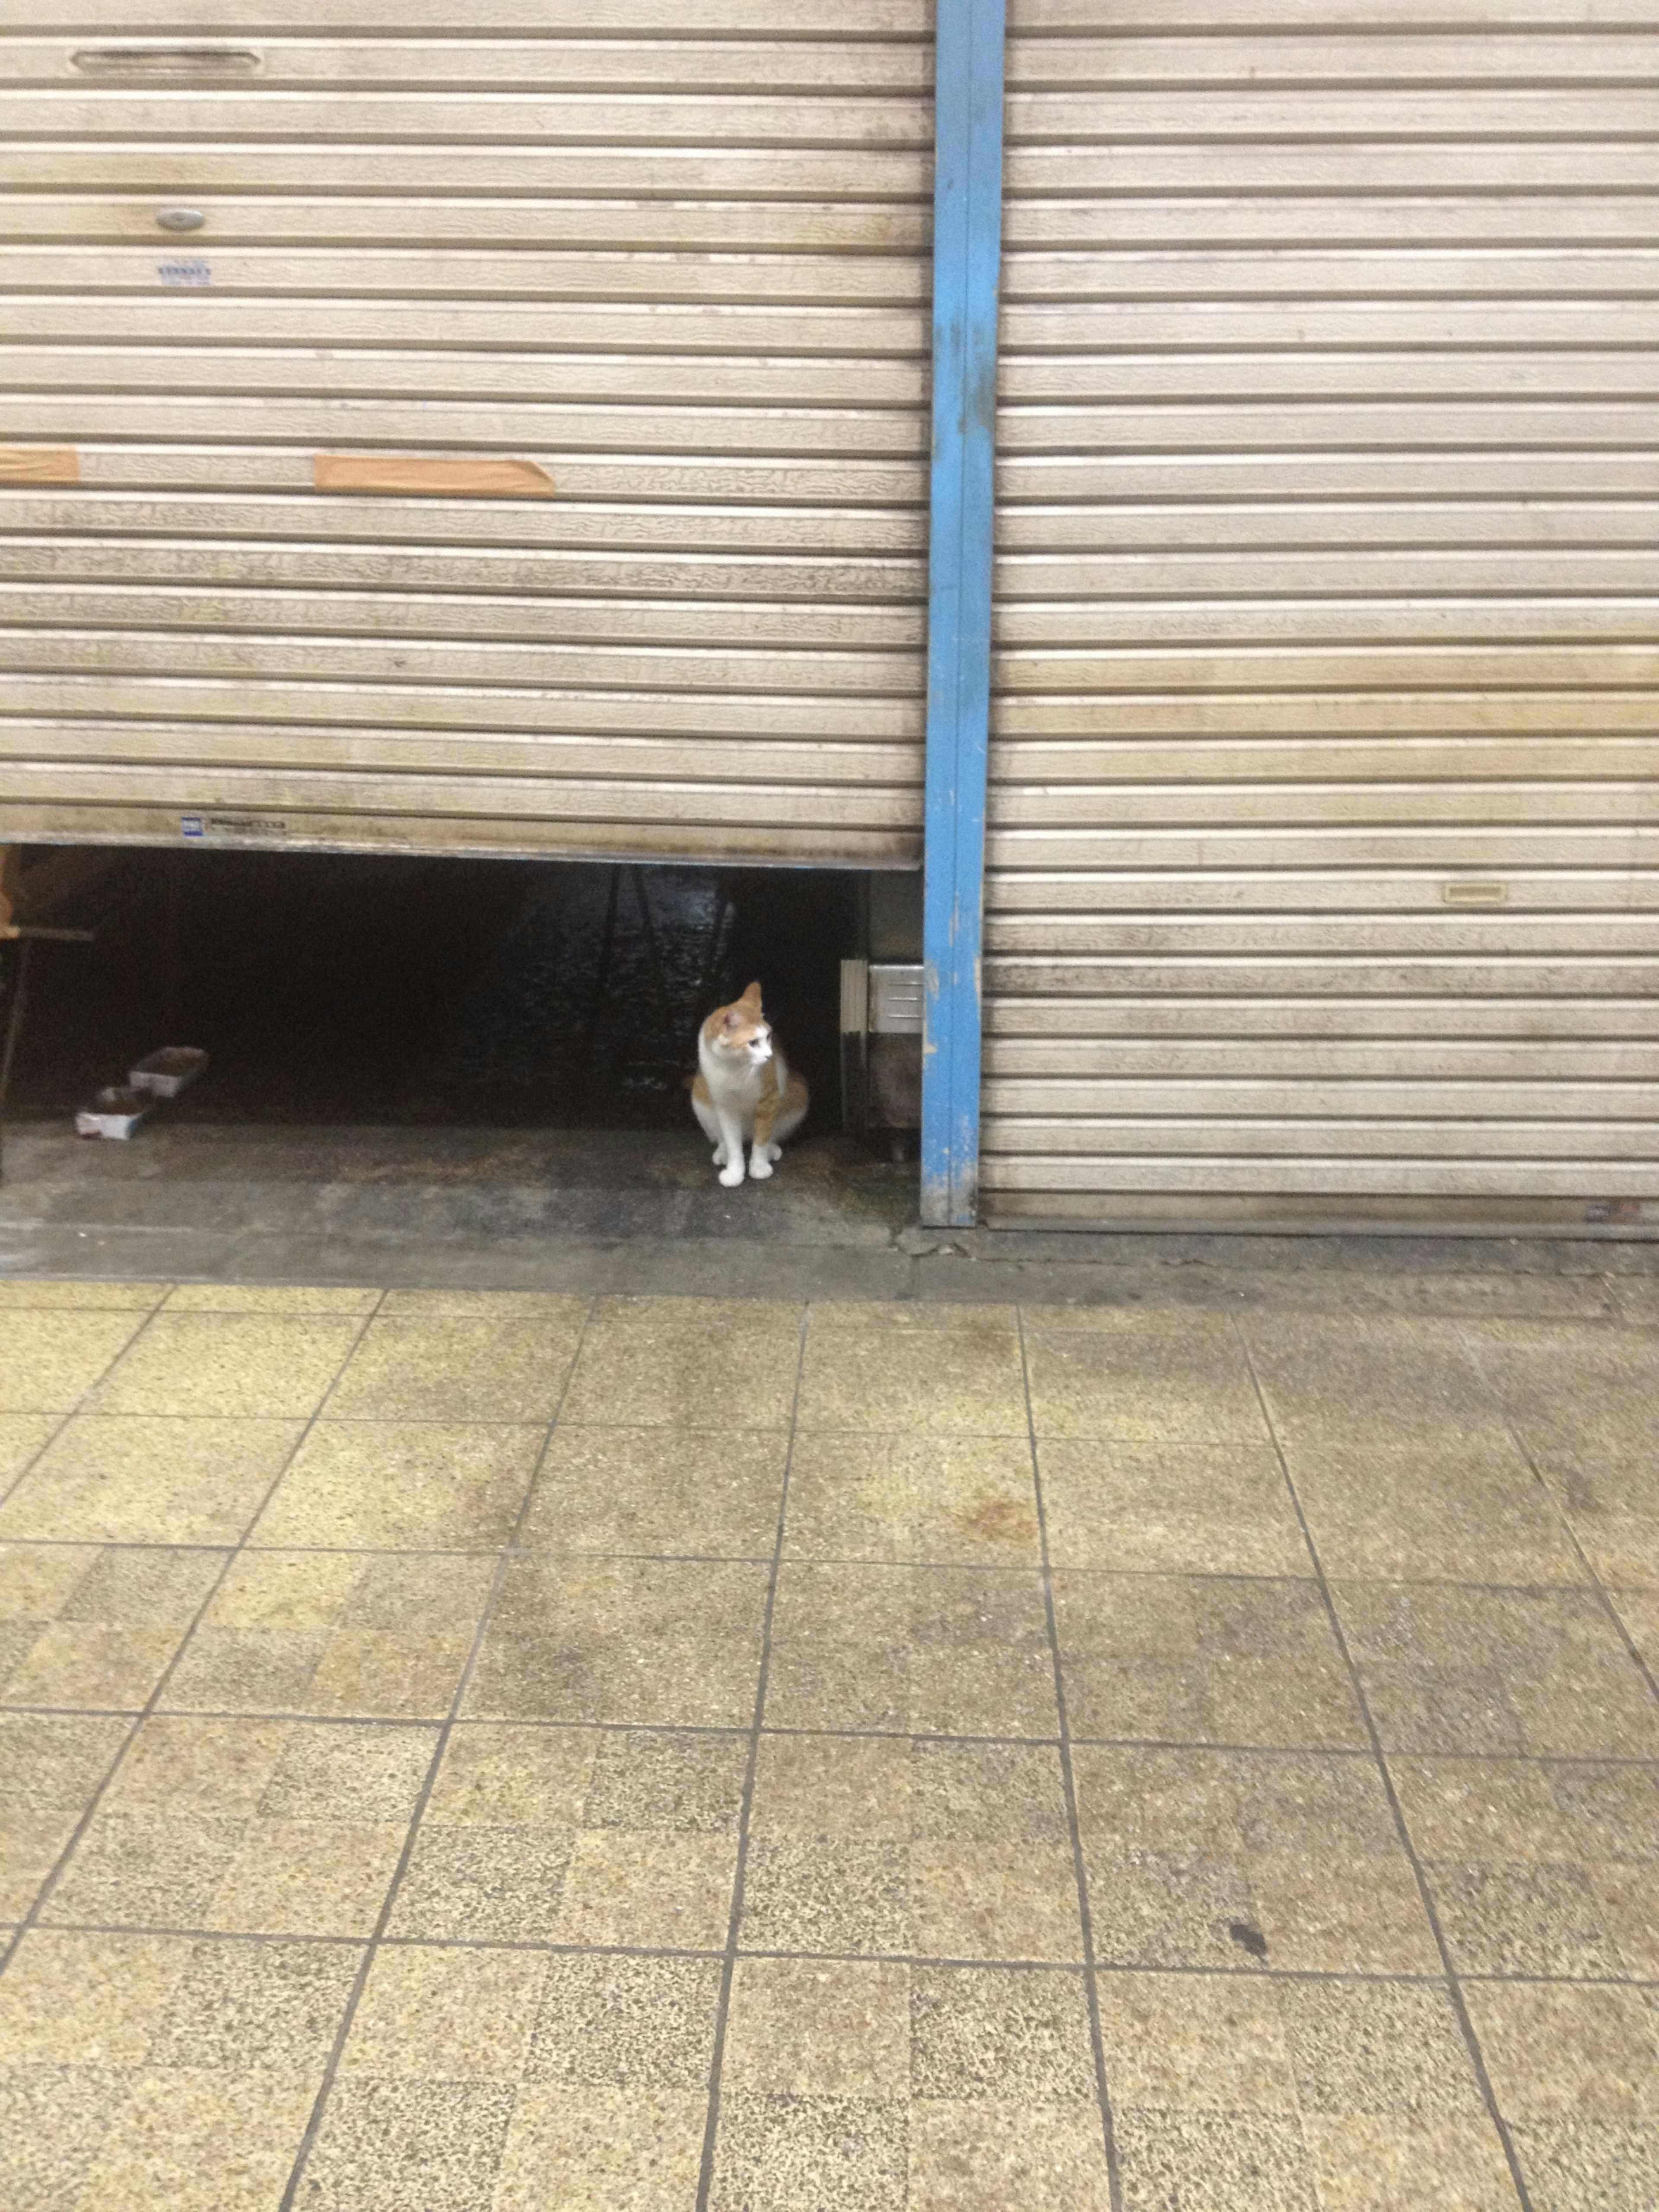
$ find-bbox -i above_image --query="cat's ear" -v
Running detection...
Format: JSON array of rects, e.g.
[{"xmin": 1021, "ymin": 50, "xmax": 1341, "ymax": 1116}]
[{"xmin": 738, "ymin": 981, "xmax": 763, "ymax": 1012}]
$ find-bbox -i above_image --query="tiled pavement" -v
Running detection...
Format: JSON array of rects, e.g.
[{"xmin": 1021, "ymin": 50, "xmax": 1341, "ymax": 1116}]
[{"xmin": 0, "ymin": 1281, "xmax": 1655, "ymax": 2211}]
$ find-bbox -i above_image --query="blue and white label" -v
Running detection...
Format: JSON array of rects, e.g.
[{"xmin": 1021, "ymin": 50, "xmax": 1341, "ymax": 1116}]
[
  {"xmin": 180, "ymin": 814, "xmax": 204, "ymax": 838},
  {"xmin": 157, "ymin": 259, "xmax": 211, "ymax": 287}
]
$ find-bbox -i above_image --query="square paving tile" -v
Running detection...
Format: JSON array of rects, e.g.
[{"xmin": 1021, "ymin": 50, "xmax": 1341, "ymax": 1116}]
[
  {"xmin": 0, "ymin": 1310, "xmax": 151, "ymax": 1414},
  {"xmin": 0, "ymin": 1709, "xmax": 130, "ymax": 1917},
  {"xmin": 742, "ymin": 1733, "xmax": 1080, "ymax": 1961},
  {"xmin": 164, "ymin": 1550, "xmax": 496, "ymax": 1720},
  {"xmin": 1530, "ymin": 1451, "xmax": 1659, "ymax": 1590},
  {"xmin": 1241, "ymin": 1316, "xmax": 1513, "ymax": 1452},
  {"xmin": 1023, "ymin": 1309, "xmax": 1267, "ymax": 1444},
  {"xmin": 50, "ymin": 1714, "xmax": 435, "ymax": 1936},
  {"xmin": 250, "ymin": 1420, "xmax": 544, "ymax": 1550},
  {"xmin": 1073, "ymin": 1745, "xmax": 1437, "ymax": 1974},
  {"xmin": 0, "ymin": 1282, "xmax": 169, "ymax": 1311},
  {"xmin": 0, "ymin": 1417, "xmax": 303, "ymax": 1546},
  {"xmin": 559, "ymin": 1297, "xmax": 801, "ymax": 1430},
  {"xmin": 1332, "ymin": 1582, "xmax": 1659, "ymax": 1760},
  {"xmin": 89, "ymin": 1312, "xmax": 365, "ymax": 1420},
  {"xmin": 782, "ymin": 1433, "xmax": 1041, "ymax": 1566},
  {"xmin": 1465, "ymin": 1319, "xmax": 1659, "ymax": 1475},
  {"xmin": 1283, "ymin": 1440, "xmax": 1586, "ymax": 1585},
  {"xmin": 799, "ymin": 1319, "xmax": 1027, "ymax": 1437},
  {"xmin": 465, "ymin": 1556, "xmax": 768, "ymax": 1728},
  {"xmin": 1051, "ymin": 1573, "xmax": 1366, "ymax": 1749},
  {"xmin": 0, "ymin": 1926, "xmax": 329, "ymax": 2212},
  {"xmin": 908, "ymin": 2097, "xmax": 1116, "ymax": 2211},
  {"xmin": 0, "ymin": 1415, "xmax": 57, "ymax": 1487},
  {"xmin": 764, "ymin": 1563, "xmax": 1056, "ymax": 1738},
  {"xmin": 709, "ymin": 2089, "xmax": 907, "ymax": 2212},
  {"xmin": 1463, "ymin": 1986, "xmax": 1659, "ymax": 2211},
  {"xmin": 1389, "ymin": 1755, "xmax": 1658, "ymax": 1977},
  {"xmin": 324, "ymin": 1301, "xmax": 588, "ymax": 1422},
  {"xmin": 163, "ymin": 1285, "xmax": 381, "ymax": 1313},
  {"xmin": 1, "ymin": 1543, "xmax": 225, "ymax": 1710},
  {"xmin": 519, "ymin": 1427, "xmax": 787, "ymax": 1558},
  {"xmin": 1036, "ymin": 1438, "xmax": 1307, "ymax": 1576}
]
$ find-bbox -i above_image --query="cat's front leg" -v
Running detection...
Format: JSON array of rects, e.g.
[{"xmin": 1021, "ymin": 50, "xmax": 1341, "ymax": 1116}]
[
  {"xmin": 747, "ymin": 1142, "xmax": 774, "ymax": 1180},
  {"xmin": 715, "ymin": 1108, "xmax": 747, "ymax": 1186}
]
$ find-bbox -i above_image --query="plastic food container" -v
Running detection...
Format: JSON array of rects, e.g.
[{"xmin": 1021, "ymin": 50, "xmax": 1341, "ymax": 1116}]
[
  {"xmin": 128, "ymin": 1046, "xmax": 209, "ymax": 1099},
  {"xmin": 75, "ymin": 1086, "xmax": 153, "ymax": 1139}
]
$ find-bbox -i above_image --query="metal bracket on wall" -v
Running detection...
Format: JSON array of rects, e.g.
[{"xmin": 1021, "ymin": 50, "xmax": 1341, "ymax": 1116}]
[{"xmin": 920, "ymin": 0, "xmax": 1005, "ymax": 1228}]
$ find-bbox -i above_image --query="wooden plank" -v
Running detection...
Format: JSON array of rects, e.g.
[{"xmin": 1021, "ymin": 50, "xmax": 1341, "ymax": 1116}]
[
  {"xmin": 0, "ymin": 440, "xmax": 928, "ymax": 509},
  {"xmin": 0, "ymin": 582, "xmax": 926, "ymax": 651},
  {"xmin": 997, "ymin": 401, "xmax": 1659, "ymax": 451},
  {"xmin": 0, "ymin": 799, "xmax": 921, "ymax": 869},
  {"xmin": 0, "ymin": 629, "xmax": 923, "ymax": 696},
  {"xmin": 982, "ymin": 1120, "xmax": 1659, "ymax": 1161},
  {"xmin": 7, "ymin": 37, "xmax": 934, "ymax": 92},
  {"xmin": 988, "ymin": 785, "xmax": 1654, "ymax": 830},
  {"xmin": 0, "ymin": 195, "xmax": 934, "ymax": 253},
  {"xmin": 0, "ymin": 362, "xmax": 938, "ymax": 422},
  {"xmin": 0, "ymin": 716, "xmax": 920, "ymax": 787},
  {"xmin": 315, "ymin": 453, "xmax": 552, "ymax": 499},
  {"xmin": 0, "ymin": 245, "xmax": 931, "ymax": 307},
  {"xmin": 980, "ymin": 915, "xmax": 1659, "ymax": 955},
  {"xmin": 1003, "ymin": 196, "xmax": 1659, "ymax": 249},
  {"xmin": 994, "ymin": 647, "xmax": 1659, "ymax": 702},
  {"xmin": 1002, "ymin": 88, "xmax": 1659, "ymax": 139},
  {"xmin": 982, "ymin": 956, "xmax": 1659, "ymax": 1001},
  {"xmin": 992, "ymin": 693, "xmax": 1659, "ymax": 737},
  {"xmin": 984, "ymin": 1080, "xmax": 1659, "ymax": 1119},
  {"xmin": 982, "ymin": 1035, "xmax": 1659, "ymax": 1076},
  {"xmin": 0, "ymin": 541, "xmax": 923, "ymax": 607},
  {"xmin": 1002, "ymin": 353, "xmax": 1659, "ymax": 403},
  {"xmin": 986, "ymin": 866, "xmax": 1659, "ymax": 912},
  {"xmin": 2, "ymin": 144, "xmax": 933, "ymax": 197},
  {"xmin": 0, "ymin": 758, "xmax": 920, "ymax": 830},
  {"xmin": 1001, "ymin": 247, "xmax": 1659, "ymax": 297},
  {"xmin": 0, "ymin": 671, "xmax": 926, "ymax": 739},
  {"xmin": 1009, "ymin": 3, "xmax": 1659, "ymax": 29},
  {"xmin": 1005, "ymin": 144, "xmax": 1659, "ymax": 192},
  {"xmin": 997, "ymin": 501, "xmax": 1659, "ymax": 552},
  {"xmin": 3, "ymin": 298, "xmax": 930, "ymax": 356},
  {"xmin": 984, "ymin": 995, "xmax": 1659, "ymax": 1040},
  {"xmin": 1002, "ymin": 32, "xmax": 1659, "ymax": 84},
  {"xmin": 978, "ymin": 1157, "xmax": 1659, "ymax": 1196},
  {"xmin": 995, "ymin": 602, "xmax": 1659, "ymax": 650},
  {"xmin": 999, "ymin": 455, "xmax": 1659, "ymax": 500},
  {"xmin": 33, "ymin": 3, "xmax": 934, "ymax": 35},
  {"xmin": 976, "ymin": 736, "xmax": 1659, "ymax": 783},
  {"xmin": 999, "ymin": 546, "xmax": 1659, "ymax": 593},
  {"xmin": 1000, "ymin": 302, "xmax": 1659, "ymax": 350},
  {"xmin": 988, "ymin": 830, "xmax": 1659, "ymax": 875},
  {"xmin": 0, "ymin": 89, "xmax": 934, "ymax": 144},
  {"xmin": 0, "ymin": 585, "xmax": 925, "ymax": 651},
  {"xmin": 0, "ymin": 445, "xmax": 76, "ymax": 485}
]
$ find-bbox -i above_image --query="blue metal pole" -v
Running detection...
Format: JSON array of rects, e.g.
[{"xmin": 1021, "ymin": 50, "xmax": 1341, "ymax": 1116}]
[{"xmin": 920, "ymin": 0, "xmax": 1005, "ymax": 1228}]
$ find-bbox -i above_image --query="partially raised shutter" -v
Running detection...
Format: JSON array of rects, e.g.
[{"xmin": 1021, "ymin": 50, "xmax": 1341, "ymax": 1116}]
[
  {"xmin": 0, "ymin": 1, "xmax": 931, "ymax": 865},
  {"xmin": 986, "ymin": 0, "xmax": 1659, "ymax": 1224}
]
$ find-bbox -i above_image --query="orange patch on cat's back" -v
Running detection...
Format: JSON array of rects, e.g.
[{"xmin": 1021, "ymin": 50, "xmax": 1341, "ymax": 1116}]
[{"xmin": 690, "ymin": 1072, "xmax": 712, "ymax": 1104}]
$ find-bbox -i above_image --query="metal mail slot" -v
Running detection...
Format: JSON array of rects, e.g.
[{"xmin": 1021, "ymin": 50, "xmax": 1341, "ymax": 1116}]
[{"xmin": 869, "ymin": 962, "xmax": 924, "ymax": 1036}]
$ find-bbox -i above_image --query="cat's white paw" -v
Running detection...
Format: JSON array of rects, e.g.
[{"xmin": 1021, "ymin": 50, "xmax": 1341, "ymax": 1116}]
[
  {"xmin": 718, "ymin": 1160, "xmax": 746, "ymax": 1188},
  {"xmin": 766, "ymin": 1143, "xmax": 783, "ymax": 1163},
  {"xmin": 748, "ymin": 1151, "xmax": 774, "ymax": 1180}
]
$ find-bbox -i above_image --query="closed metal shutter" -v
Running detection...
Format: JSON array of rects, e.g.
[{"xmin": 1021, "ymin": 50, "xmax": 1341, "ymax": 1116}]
[
  {"xmin": 986, "ymin": 0, "xmax": 1659, "ymax": 1224},
  {"xmin": 0, "ymin": 2, "xmax": 931, "ymax": 866}
]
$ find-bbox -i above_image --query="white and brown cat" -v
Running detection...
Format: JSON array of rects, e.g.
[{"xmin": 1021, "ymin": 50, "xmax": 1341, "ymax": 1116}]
[{"xmin": 691, "ymin": 982, "xmax": 808, "ymax": 1187}]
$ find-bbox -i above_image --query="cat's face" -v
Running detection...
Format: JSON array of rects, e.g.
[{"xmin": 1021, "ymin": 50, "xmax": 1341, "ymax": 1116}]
[{"xmin": 705, "ymin": 983, "xmax": 773, "ymax": 1068}]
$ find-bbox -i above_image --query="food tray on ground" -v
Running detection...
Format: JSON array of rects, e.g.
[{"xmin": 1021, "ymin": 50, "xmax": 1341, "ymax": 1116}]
[
  {"xmin": 128, "ymin": 1046, "xmax": 208, "ymax": 1098},
  {"xmin": 75, "ymin": 1086, "xmax": 153, "ymax": 1139}
]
